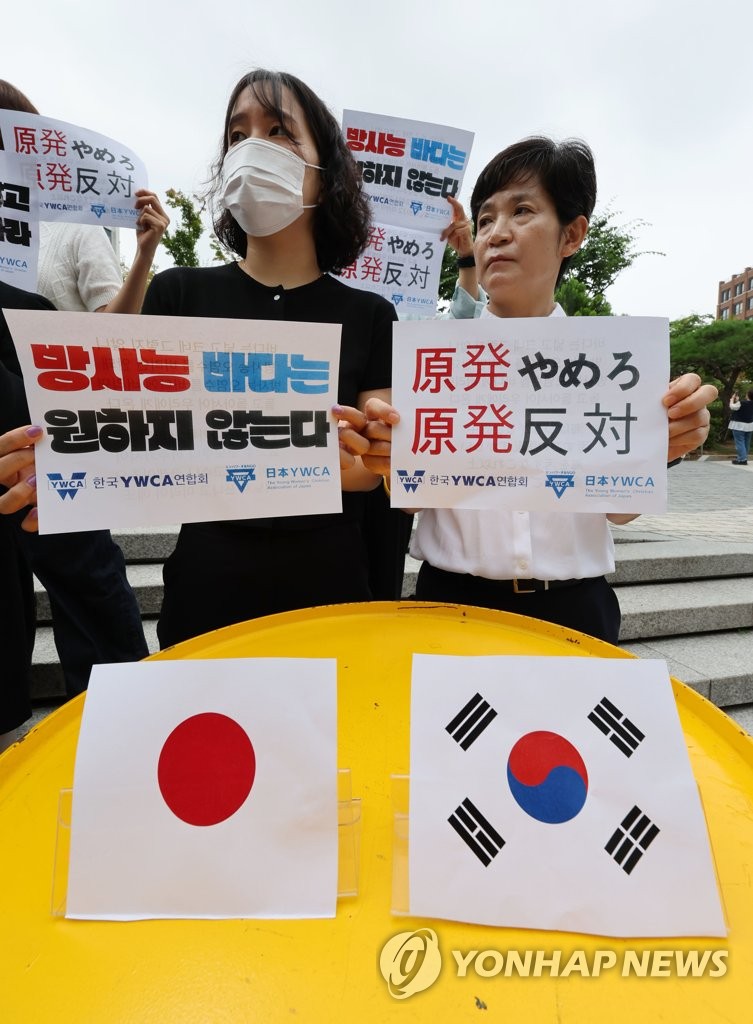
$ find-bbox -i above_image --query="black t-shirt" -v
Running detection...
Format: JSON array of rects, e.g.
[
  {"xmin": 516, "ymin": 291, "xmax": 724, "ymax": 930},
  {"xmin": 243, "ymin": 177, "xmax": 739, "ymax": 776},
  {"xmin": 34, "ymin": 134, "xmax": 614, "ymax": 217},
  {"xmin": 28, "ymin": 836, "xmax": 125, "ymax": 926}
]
[
  {"xmin": 0, "ymin": 280, "xmax": 56, "ymax": 430},
  {"xmin": 142, "ymin": 263, "xmax": 397, "ymax": 529}
]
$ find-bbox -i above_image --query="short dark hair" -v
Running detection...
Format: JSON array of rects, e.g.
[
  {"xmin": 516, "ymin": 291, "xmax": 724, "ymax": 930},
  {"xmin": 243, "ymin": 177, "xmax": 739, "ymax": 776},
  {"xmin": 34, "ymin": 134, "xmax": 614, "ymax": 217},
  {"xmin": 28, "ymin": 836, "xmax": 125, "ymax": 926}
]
[
  {"xmin": 471, "ymin": 137, "xmax": 596, "ymax": 285},
  {"xmin": 210, "ymin": 69, "xmax": 370, "ymax": 274},
  {"xmin": 0, "ymin": 80, "xmax": 39, "ymax": 114}
]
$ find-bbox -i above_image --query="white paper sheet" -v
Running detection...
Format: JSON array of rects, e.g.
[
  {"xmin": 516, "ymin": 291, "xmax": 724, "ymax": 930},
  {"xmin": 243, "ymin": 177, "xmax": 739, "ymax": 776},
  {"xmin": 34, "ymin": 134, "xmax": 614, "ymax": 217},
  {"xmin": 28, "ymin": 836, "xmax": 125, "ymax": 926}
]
[
  {"xmin": 409, "ymin": 655, "xmax": 726, "ymax": 937},
  {"xmin": 390, "ymin": 315, "xmax": 669, "ymax": 512},
  {"xmin": 66, "ymin": 658, "xmax": 338, "ymax": 920},
  {"xmin": 6, "ymin": 310, "xmax": 342, "ymax": 533}
]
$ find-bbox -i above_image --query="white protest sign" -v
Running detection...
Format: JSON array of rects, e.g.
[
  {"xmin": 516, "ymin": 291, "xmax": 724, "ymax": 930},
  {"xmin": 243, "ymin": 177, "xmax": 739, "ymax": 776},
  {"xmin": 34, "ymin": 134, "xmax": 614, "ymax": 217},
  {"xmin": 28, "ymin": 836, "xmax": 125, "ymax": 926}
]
[
  {"xmin": 6, "ymin": 310, "xmax": 342, "ymax": 533},
  {"xmin": 409, "ymin": 654, "xmax": 726, "ymax": 937},
  {"xmin": 67, "ymin": 659, "xmax": 338, "ymax": 920},
  {"xmin": 0, "ymin": 151, "xmax": 40, "ymax": 290},
  {"xmin": 389, "ymin": 316, "xmax": 669, "ymax": 512},
  {"xmin": 0, "ymin": 111, "xmax": 148, "ymax": 290},
  {"xmin": 339, "ymin": 111, "xmax": 474, "ymax": 316}
]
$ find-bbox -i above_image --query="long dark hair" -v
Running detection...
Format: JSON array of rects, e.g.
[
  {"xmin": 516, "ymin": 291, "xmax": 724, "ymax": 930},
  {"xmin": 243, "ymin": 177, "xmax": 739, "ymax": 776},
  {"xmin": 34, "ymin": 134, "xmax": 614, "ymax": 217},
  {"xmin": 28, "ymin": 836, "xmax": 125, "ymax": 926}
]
[{"xmin": 210, "ymin": 70, "xmax": 370, "ymax": 274}]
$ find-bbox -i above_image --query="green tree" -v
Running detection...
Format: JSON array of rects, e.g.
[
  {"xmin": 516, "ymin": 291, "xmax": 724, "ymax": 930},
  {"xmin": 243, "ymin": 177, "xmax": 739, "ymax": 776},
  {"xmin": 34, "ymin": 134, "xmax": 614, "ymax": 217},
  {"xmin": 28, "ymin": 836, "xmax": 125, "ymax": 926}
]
[
  {"xmin": 670, "ymin": 317, "xmax": 753, "ymax": 440},
  {"xmin": 555, "ymin": 277, "xmax": 612, "ymax": 317},
  {"xmin": 161, "ymin": 189, "xmax": 205, "ymax": 268}
]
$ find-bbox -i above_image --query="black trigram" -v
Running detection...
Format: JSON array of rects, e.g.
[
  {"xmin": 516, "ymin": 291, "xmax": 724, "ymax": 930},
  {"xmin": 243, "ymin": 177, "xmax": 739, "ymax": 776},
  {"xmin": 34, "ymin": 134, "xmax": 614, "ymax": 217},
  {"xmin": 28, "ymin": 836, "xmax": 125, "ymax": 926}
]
[
  {"xmin": 445, "ymin": 692, "xmax": 497, "ymax": 750},
  {"xmin": 448, "ymin": 798, "xmax": 505, "ymax": 867},
  {"xmin": 588, "ymin": 697, "xmax": 645, "ymax": 757},
  {"xmin": 605, "ymin": 805, "xmax": 660, "ymax": 875}
]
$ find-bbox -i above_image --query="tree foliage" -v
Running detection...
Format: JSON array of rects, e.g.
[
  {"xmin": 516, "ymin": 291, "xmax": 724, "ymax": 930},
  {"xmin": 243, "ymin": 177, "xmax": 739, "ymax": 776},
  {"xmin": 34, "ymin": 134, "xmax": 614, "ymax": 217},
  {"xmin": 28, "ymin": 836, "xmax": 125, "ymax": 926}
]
[
  {"xmin": 160, "ymin": 189, "xmax": 205, "ymax": 268},
  {"xmin": 555, "ymin": 277, "xmax": 612, "ymax": 317},
  {"xmin": 670, "ymin": 317, "xmax": 753, "ymax": 438}
]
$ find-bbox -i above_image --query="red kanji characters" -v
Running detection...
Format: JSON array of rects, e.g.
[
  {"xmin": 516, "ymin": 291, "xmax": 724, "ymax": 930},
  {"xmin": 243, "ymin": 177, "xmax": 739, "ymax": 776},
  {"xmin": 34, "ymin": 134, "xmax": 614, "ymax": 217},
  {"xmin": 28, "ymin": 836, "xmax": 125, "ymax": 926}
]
[
  {"xmin": 413, "ymin": 348, "xmax": 456, "ymax": 393},
  {"xmin": 412, "ymin": 408, "xmax": 457, "ymax": 454}
]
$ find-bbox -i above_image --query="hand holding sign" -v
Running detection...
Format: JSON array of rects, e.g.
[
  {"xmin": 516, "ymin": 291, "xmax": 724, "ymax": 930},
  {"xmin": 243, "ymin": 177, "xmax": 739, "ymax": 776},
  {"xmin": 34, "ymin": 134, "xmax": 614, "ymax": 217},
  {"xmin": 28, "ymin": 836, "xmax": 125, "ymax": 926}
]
[
  {"xmin": 663, "ymin": 373, "xmax": 718, "ymax": 463},
  {"xmin": 0, "ymin": 424, "xmax": 41, "ymax": 528}
]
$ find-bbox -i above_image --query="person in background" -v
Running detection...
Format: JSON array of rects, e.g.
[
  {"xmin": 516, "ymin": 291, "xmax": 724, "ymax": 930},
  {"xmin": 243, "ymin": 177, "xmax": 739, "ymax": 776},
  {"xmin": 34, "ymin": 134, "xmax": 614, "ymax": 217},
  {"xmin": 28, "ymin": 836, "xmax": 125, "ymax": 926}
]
[
  {"xmin": 728, "ymin": 389, "xmax": 753, "ymax": 465},
  {"xmin": 0, "ymin": 81, "xmax": 169, "ymax": 709}
]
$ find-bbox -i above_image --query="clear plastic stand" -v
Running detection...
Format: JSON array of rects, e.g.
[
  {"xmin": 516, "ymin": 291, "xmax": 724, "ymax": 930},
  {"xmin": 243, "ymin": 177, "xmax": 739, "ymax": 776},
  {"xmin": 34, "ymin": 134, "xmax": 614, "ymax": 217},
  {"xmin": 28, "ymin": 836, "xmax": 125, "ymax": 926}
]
[
  {"xmin": 391, "ymin": 774, "xmax": 410, "ymax": 915},
  {"xmin": 52, "ymin": 769, "xmax": 361, "ymax": 917}
]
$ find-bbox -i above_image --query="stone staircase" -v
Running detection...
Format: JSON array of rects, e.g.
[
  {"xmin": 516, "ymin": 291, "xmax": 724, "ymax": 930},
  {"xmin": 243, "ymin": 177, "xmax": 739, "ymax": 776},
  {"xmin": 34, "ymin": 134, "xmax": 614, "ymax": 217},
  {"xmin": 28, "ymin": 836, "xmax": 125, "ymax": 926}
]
[{"xmin": 31, "ymin": 527, "xmax": 753, "ymax": 710}]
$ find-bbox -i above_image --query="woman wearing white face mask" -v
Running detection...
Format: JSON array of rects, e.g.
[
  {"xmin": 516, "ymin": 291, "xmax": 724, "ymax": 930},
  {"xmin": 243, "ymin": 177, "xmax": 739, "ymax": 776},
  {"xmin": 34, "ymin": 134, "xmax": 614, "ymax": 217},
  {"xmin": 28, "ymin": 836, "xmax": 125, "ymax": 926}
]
[{"xmin": 143, "ymin": 69, "xmax": 403, "ymax": 647}]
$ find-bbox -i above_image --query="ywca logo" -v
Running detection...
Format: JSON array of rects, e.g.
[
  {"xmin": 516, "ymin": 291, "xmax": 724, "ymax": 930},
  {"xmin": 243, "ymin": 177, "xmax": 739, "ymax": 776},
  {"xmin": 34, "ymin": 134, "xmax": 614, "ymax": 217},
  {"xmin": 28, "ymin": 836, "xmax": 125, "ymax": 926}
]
[
  {"xmin": 47, "ymin": 471, "xmax": 86, "ymax": 500},
  {"xmin": 396, "ymin": 469, "xmax": 425, "ymax": 494},
  {"xmin": 90, "ymin": 204, "xmax": 106, "ymax": 218},
  {"xmin": 545, "ymin": 472, "xmax": 575, "ymax": 499},
  {"xmin": 379, "ymin": 928, "xmax": 442, "ymax": 999},
  {"xmin": 226, "ymin": 466, "xmax": 256, "ymax": 493}
]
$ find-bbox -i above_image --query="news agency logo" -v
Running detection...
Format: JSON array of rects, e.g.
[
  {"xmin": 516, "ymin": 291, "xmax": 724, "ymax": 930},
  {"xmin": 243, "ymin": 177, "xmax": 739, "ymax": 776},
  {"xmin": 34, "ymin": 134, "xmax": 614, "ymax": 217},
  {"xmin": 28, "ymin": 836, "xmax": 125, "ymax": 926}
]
[
  {"xmin": 391, "ymin": 293, "xmax": 404, "ymax": 306},
  {"xmin": 545, "ymin": 472, "xmax": 575, "ymax": 499},
  {"xmin": 90, "ymin": 204, "xmax": 106, "ymax": 218},
  {"xmin": 396, "ymin": 469, "xmax": 425, "ymax": 494},
  {"xmin": 410, "ymin": 201, "xmax": 423, "ymax": 216},
  {"xmin": 226, "ymin": 465, "xmax": 256, "ymax": 493},
  {"xmin": 379, "ymin": 929, "xmax": 442, "ymax": 999},
  {"xmin": 47, "ymin": 471, "xmax": 86, "ymax": 500}
]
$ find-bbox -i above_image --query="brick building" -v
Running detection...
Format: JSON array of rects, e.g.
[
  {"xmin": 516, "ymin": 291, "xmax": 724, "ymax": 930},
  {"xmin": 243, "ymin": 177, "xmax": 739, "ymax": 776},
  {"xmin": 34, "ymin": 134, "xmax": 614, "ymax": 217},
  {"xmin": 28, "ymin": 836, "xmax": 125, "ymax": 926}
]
[{"xmin": 717, "ymin": 267, "xmax": 753, "ymax": 320}]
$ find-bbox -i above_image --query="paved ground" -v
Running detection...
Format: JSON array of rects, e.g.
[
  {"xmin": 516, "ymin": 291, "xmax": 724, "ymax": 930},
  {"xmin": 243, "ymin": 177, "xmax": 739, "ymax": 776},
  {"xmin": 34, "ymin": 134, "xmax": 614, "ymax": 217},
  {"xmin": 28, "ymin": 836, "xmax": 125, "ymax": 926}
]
[
  {"xmin": 610, "ymin": 455, "xmax": 753, "ymax": 544},
  {"xmin": 17, "ymin": 455, "xmax": 753, "ymax": 743},
  {"xmin": 614, "ymin": 455, "xmax": 753, "ymax": 733}
]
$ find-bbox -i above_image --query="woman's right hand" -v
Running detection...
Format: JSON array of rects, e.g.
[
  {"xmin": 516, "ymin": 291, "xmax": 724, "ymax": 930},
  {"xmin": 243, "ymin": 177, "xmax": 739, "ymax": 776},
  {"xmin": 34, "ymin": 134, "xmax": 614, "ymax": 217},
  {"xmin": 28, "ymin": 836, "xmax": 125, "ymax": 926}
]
[{"xmin": 440, "ymin": 195, "xmax": 474, "ymax": 259}]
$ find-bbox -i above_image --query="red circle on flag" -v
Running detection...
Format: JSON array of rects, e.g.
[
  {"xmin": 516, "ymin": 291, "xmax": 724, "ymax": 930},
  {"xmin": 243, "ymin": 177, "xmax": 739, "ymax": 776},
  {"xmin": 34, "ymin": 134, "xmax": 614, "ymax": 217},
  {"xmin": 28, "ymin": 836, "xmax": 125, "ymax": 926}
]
[{"xmin": 157, "ymin": 712, "xmax": 256, "ymax": 826}]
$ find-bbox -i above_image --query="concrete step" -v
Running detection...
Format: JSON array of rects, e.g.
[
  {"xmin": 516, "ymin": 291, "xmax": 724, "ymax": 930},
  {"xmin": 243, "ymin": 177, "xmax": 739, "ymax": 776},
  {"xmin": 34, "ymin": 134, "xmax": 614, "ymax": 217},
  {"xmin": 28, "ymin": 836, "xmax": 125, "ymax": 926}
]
[
  {"xmin": 616, "ymin": 578, "xmax": 753, "ymax": 641},
  {"xmin": 112, "ymin": 526, "xmax": 179, "ymax": 563},
  {"xmin": 34, "ymin": 563, "xmax": 165, "ymax": 622},
  {"xmin": 622, "ymin": 630, "xmax": 753, "ymax": 709},
  {"xmin": 607, "ymin": 540, "xmax": 753, "ymax": 585},
  {"xmin": 30, "ymin": 620, "xmax": 160, "ymax": 701}
]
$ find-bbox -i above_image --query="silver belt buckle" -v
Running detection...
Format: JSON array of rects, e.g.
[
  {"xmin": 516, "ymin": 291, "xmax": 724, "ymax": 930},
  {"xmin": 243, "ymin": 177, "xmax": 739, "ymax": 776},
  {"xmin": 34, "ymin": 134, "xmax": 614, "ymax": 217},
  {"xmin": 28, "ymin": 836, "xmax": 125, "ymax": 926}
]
[{"xmin": 513, "ymin": 577, "xmax": 539, "ymax": 594}]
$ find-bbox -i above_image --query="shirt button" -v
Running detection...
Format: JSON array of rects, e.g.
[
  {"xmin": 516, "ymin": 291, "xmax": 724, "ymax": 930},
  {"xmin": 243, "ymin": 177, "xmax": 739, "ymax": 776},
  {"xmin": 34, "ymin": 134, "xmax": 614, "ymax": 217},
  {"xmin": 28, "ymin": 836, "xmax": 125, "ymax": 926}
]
[
  {"xmin": 273, "ymin": 294, "xmax": 281, "ymax": 301},
  {"xmin": 519, "ymin": 562, "xmax": 528, "ymax": 571}
]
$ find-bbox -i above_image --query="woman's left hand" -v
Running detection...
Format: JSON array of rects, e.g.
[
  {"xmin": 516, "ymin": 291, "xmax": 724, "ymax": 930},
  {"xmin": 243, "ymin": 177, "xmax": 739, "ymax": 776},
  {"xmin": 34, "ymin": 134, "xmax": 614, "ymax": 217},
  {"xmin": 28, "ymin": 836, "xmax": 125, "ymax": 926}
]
[
  {"xmin": 134, "ymin": 189, "xmax": 170, "ymax": 259},
  {"xmin": 663, "ymin": 373, "xmax": 718, "ymax": 462}
]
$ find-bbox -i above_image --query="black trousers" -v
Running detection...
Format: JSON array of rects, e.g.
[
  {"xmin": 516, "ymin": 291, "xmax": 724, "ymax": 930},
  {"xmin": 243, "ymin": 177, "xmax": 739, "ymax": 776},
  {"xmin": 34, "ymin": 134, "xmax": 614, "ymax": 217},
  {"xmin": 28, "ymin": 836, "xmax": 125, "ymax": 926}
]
[{"xmin": 415, "ymin": 562, "xmax": 622, "ymax": 646}]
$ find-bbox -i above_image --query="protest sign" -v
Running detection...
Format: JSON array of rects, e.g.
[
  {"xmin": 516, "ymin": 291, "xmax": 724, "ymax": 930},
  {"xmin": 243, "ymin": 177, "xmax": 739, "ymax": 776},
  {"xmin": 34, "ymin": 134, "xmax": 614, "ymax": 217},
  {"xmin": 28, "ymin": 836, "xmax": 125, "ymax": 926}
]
[
  {"xmin": 390, "ymin": 315, "xmax": 669, "ymax": 512},
  {"xmin": 6, "ymin": 310, "xmax": 342, "ymax": 533},
  {"xmin": 340, "ymin": 111, "xmax": 474, "ymax": 316},
  {"xmin": 0, "ymin": 111, "xmax": 148, "ymax": 289}
]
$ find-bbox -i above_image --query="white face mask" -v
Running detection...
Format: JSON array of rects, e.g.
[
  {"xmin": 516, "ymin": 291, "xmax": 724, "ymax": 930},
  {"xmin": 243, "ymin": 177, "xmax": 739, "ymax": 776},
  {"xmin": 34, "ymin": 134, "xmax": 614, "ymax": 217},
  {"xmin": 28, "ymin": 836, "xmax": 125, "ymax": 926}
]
[{"xmin": 220, "ymin": 137, "xmax": 323, "ymax": 237}]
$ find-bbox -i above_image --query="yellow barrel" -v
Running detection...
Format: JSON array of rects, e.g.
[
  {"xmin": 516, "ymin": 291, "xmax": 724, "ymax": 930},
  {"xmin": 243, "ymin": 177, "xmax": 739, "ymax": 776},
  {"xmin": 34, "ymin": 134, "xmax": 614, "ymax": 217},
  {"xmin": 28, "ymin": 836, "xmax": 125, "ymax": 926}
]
[{"xmin": 1, "ymin": 602, "xmax": 751, "ymax": 1022}]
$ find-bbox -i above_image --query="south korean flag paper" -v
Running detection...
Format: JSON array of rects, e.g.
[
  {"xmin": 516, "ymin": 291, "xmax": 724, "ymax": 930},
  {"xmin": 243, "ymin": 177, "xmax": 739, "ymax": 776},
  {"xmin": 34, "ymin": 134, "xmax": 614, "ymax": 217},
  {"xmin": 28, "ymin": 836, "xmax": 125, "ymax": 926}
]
[
  {"xmin": 408, "ymin": 655, "xmax": 726, "ymax": 937},
  {"xmin": 66, "ymin": 659, "xmax": 337, "ymax": 920}
]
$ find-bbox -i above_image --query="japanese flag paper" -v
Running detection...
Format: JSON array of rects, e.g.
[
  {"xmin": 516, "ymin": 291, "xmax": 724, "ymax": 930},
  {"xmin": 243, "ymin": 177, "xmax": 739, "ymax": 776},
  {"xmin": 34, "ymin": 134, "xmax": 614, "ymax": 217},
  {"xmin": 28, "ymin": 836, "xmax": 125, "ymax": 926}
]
[
  {"xmin": 66, "ymin": 659, "xmax": 337, "ymax": 920},
  {"xmin": 409, "ymin": 655, "xmax": 726, "ymax": 937}
]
